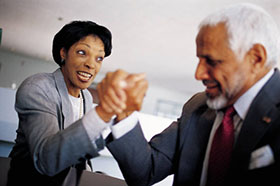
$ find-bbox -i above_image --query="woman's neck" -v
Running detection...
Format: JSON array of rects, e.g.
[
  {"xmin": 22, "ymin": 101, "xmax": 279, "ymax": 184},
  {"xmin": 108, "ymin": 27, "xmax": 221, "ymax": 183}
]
[{"xmin": 68, "ymin": 89, "xmax": 81, "ymax": 98}]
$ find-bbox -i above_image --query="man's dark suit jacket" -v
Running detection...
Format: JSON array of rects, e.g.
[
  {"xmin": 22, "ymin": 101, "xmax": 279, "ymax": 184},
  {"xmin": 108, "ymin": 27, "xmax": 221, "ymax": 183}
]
[{"xmin": 107, "ymin": 69, "xmax": 280, "ymax": 186}]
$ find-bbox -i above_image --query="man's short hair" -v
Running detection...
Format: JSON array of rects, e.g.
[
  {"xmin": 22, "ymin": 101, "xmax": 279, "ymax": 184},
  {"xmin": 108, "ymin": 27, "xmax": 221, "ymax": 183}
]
[{"xmin": 199, "ymin": 3, "xmax": 280, "ymax": 67}]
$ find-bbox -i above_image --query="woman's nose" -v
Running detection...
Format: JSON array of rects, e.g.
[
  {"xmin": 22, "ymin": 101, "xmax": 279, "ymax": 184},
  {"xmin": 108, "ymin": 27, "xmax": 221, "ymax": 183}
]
[{"xmin": 84, "ymin": 59, "xmax": 95, "ymax": 69}]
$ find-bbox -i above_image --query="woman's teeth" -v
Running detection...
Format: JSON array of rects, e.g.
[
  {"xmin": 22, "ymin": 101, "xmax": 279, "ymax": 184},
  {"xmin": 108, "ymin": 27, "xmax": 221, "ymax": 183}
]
[{"xmin": 78, "ymin": 72, "xmax": 92, "ymax": 81}]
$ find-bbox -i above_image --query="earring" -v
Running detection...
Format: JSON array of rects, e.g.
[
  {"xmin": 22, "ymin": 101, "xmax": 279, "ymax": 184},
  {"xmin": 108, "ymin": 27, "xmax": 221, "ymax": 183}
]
[{"xmin": 61, "ymin": 58, "xmax": 65, "ymax": 65}]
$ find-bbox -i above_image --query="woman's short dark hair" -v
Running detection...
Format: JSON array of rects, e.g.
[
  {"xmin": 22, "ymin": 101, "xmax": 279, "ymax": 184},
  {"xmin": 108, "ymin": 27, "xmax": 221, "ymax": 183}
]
[{"xmin": 52, "ymin": 20, "xmax": 112, "ymax": 66}]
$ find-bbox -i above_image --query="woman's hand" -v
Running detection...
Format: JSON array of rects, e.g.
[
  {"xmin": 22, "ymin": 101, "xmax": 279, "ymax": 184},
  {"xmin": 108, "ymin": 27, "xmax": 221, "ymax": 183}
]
[
  {"xmin": 116, "ymin": 74, "xmax": 148, "ymax": 121},
  {"xmin": 96, "ymin": 69, "xmax": 148, "ymax": 122}
]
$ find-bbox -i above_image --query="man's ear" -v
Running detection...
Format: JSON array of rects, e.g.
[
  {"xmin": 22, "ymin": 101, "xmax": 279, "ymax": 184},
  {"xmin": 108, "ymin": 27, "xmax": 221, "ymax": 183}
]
[
  {"xmin": 248, "ymin": 44, "xmax": 267, "ymax": 69},
  {"xmin": 60, "ymin": 48, "xmax": 66, "ymax": 61}
]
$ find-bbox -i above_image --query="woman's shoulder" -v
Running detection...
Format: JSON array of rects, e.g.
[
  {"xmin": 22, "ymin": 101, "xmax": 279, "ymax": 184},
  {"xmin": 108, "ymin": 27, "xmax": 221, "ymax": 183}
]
[
  {"xmin": 15, "ymin": 71, "xmax": 61, "ymax": 114},
  {"xmin": 23, "ymin": 72, "xmax": 55, "ymax": 84},
  {"xmin": 16, "ymin": 71, "xmax": 57, "ymax": 97}
]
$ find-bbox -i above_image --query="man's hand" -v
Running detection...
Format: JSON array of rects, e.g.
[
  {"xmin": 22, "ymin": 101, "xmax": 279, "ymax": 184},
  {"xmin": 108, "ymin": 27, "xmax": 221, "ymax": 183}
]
[
  {"xmin": 116, "ymin": 74, "xmax": 148, "ymax": 121},
  {"xmin": 96, "ymin": 69, "xmax": 148, "ymax": 122}
]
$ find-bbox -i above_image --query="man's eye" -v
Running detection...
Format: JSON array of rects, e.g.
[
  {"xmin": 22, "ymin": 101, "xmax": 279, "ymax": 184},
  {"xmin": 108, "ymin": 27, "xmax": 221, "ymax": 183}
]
[
  {"xmin": 206, "ymin": 58, "xmax": 221, "ymax": 67},
  {"xmin": 207, "ymin": 59, "xmax": 217, "ymax": 66},
  {"xmin": 77, "ymin": 50, "xmax": 85, "ymax": 55}
]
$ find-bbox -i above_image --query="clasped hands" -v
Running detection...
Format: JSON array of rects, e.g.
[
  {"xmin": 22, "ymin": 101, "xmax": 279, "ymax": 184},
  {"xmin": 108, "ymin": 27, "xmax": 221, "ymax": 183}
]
[{"xmin": 96, "ymin": 69, "xmax": 148, "ymax": 122}]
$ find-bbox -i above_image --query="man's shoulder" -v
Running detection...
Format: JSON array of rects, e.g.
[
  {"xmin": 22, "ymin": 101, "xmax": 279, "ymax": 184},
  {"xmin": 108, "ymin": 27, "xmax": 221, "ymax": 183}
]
[{"xmin": 182, "ymin": 92, "xmax": 208, "ymax": 113}]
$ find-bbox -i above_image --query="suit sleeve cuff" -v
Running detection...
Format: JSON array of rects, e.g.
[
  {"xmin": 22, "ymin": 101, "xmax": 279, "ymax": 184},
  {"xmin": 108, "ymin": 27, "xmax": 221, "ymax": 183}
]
[
  {"xmin": 110, "ymin": 111, "xmax": 139, "ymax": 139},
  {"xmin": 82, "ymin": 105, "xmax": 113, "ymax": 142}
]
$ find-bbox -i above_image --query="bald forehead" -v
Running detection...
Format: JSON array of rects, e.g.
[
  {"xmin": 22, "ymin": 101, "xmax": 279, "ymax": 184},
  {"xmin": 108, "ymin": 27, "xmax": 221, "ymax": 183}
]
[
  {"xmin": 196, "ymin": 23, "xmax": 234, "ymax": 59},
  {"xmin": 197, "ymin": 23, "xmax": 229, "ymax": 44}
]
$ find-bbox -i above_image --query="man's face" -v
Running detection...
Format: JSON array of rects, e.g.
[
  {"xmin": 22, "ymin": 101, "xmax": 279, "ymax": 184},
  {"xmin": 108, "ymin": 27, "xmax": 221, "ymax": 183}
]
[{"xmin": 195, "ymin": 23, "xmax": 253, "ymax": 109}]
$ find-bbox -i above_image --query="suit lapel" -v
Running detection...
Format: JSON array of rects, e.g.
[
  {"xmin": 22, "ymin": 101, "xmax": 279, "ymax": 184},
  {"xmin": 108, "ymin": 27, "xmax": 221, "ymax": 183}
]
[
  {"xmin": 53, "ymin": 68, "xmax": 73, "ymax": 130},
  {"xmin": 177, "ymin": 103, "xmax": 216, "ymax": 184},
  {"xmin": 230, "ymin": 68, "xmax": 280, "ymax": 176}
]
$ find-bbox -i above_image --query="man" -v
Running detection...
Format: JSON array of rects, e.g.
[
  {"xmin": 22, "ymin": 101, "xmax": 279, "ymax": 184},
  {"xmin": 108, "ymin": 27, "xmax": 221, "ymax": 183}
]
[{"xmin": 99, "ymin": 3, "xmax": 280, "ymax": 186}]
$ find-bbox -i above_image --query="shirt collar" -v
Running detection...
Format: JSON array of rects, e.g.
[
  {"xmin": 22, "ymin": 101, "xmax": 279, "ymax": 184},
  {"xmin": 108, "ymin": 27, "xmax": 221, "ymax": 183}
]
[{"xmin": 234, "ymin": 69, "xmax": 274, "ymax": 120}]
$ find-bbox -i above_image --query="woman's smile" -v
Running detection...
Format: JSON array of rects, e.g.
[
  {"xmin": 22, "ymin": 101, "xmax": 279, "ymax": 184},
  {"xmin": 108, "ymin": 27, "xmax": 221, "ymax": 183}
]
[{"xmin": 77, "ymin": 71, "xmax": 93, "ymax": 82}]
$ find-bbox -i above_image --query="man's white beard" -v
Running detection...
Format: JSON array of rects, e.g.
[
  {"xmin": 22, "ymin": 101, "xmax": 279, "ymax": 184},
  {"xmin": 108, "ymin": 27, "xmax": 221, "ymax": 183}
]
[{"xmin": 206, "ymin": 94, "xmax": 228, "ymax": 110}]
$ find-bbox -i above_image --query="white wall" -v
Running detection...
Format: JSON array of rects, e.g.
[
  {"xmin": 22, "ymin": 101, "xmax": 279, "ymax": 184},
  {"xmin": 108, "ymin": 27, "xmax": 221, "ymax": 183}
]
[{"xmin": 0, "ymin": 48, "xmax": 57, "ymax": 89}]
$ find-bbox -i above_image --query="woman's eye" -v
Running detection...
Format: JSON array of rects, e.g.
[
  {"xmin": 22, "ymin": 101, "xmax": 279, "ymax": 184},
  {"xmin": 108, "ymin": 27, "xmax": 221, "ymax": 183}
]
[
  {"xmin": 97, "ymin": 57, "xmax": 104, "ymax": 62},
  {"xmin": 77, "ymin": 50, "xmax": 85, "ymax": 55}
]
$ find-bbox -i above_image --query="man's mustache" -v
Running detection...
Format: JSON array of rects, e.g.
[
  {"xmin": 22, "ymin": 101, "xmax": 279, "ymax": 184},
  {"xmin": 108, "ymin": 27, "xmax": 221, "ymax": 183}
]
[{"xmin": 202, "ymin": 80, "xmax": 219, "ymax": 87}]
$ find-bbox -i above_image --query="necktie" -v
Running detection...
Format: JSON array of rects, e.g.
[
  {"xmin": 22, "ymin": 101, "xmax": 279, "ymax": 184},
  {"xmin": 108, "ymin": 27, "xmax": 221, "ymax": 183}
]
[{"xmin": 206, "ymin": 106, "xmax": 235, "ymax": 186}]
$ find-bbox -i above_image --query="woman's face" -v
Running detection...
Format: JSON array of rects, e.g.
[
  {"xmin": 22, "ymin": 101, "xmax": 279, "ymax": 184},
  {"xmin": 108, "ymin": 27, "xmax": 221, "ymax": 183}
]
[{"xmin": 60, "ymin": 35, "xmax": 105, "ymax": 97}]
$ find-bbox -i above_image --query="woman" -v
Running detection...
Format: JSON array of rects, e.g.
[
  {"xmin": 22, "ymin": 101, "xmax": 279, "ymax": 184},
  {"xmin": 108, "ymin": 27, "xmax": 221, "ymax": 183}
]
[{"xmin": 8, "ymin": 21, "xmax": 114, "ymax": 186}]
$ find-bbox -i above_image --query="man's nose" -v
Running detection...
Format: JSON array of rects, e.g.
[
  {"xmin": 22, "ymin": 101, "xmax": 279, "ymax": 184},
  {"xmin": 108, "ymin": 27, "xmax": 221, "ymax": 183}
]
[{"xmin": 195, "ymin": 60, "xmax": 210, "ymax": 81}]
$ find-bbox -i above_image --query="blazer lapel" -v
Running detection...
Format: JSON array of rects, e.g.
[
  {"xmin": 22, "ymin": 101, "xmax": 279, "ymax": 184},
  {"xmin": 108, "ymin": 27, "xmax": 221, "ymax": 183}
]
[
  {"xmin": 53, "ymin": 68, "xmax": 73, "ymax": 130},
  {"xmin": 230, "ymin": 68, "xmax": 280, "ymax": 177},
  {"xmin": 81, "ymin": 90, "xmax": 92, "ymax": 113}
]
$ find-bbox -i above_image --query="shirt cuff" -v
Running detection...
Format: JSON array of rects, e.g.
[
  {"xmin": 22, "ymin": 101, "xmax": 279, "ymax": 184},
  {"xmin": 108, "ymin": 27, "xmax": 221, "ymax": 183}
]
[
  {"xmin": 82, "ymin": 105, "xmax": 113, "ymax": 142},
  {"xmin": 110, "ymin": 111, "xmax": 139, "ymax": 139}
]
